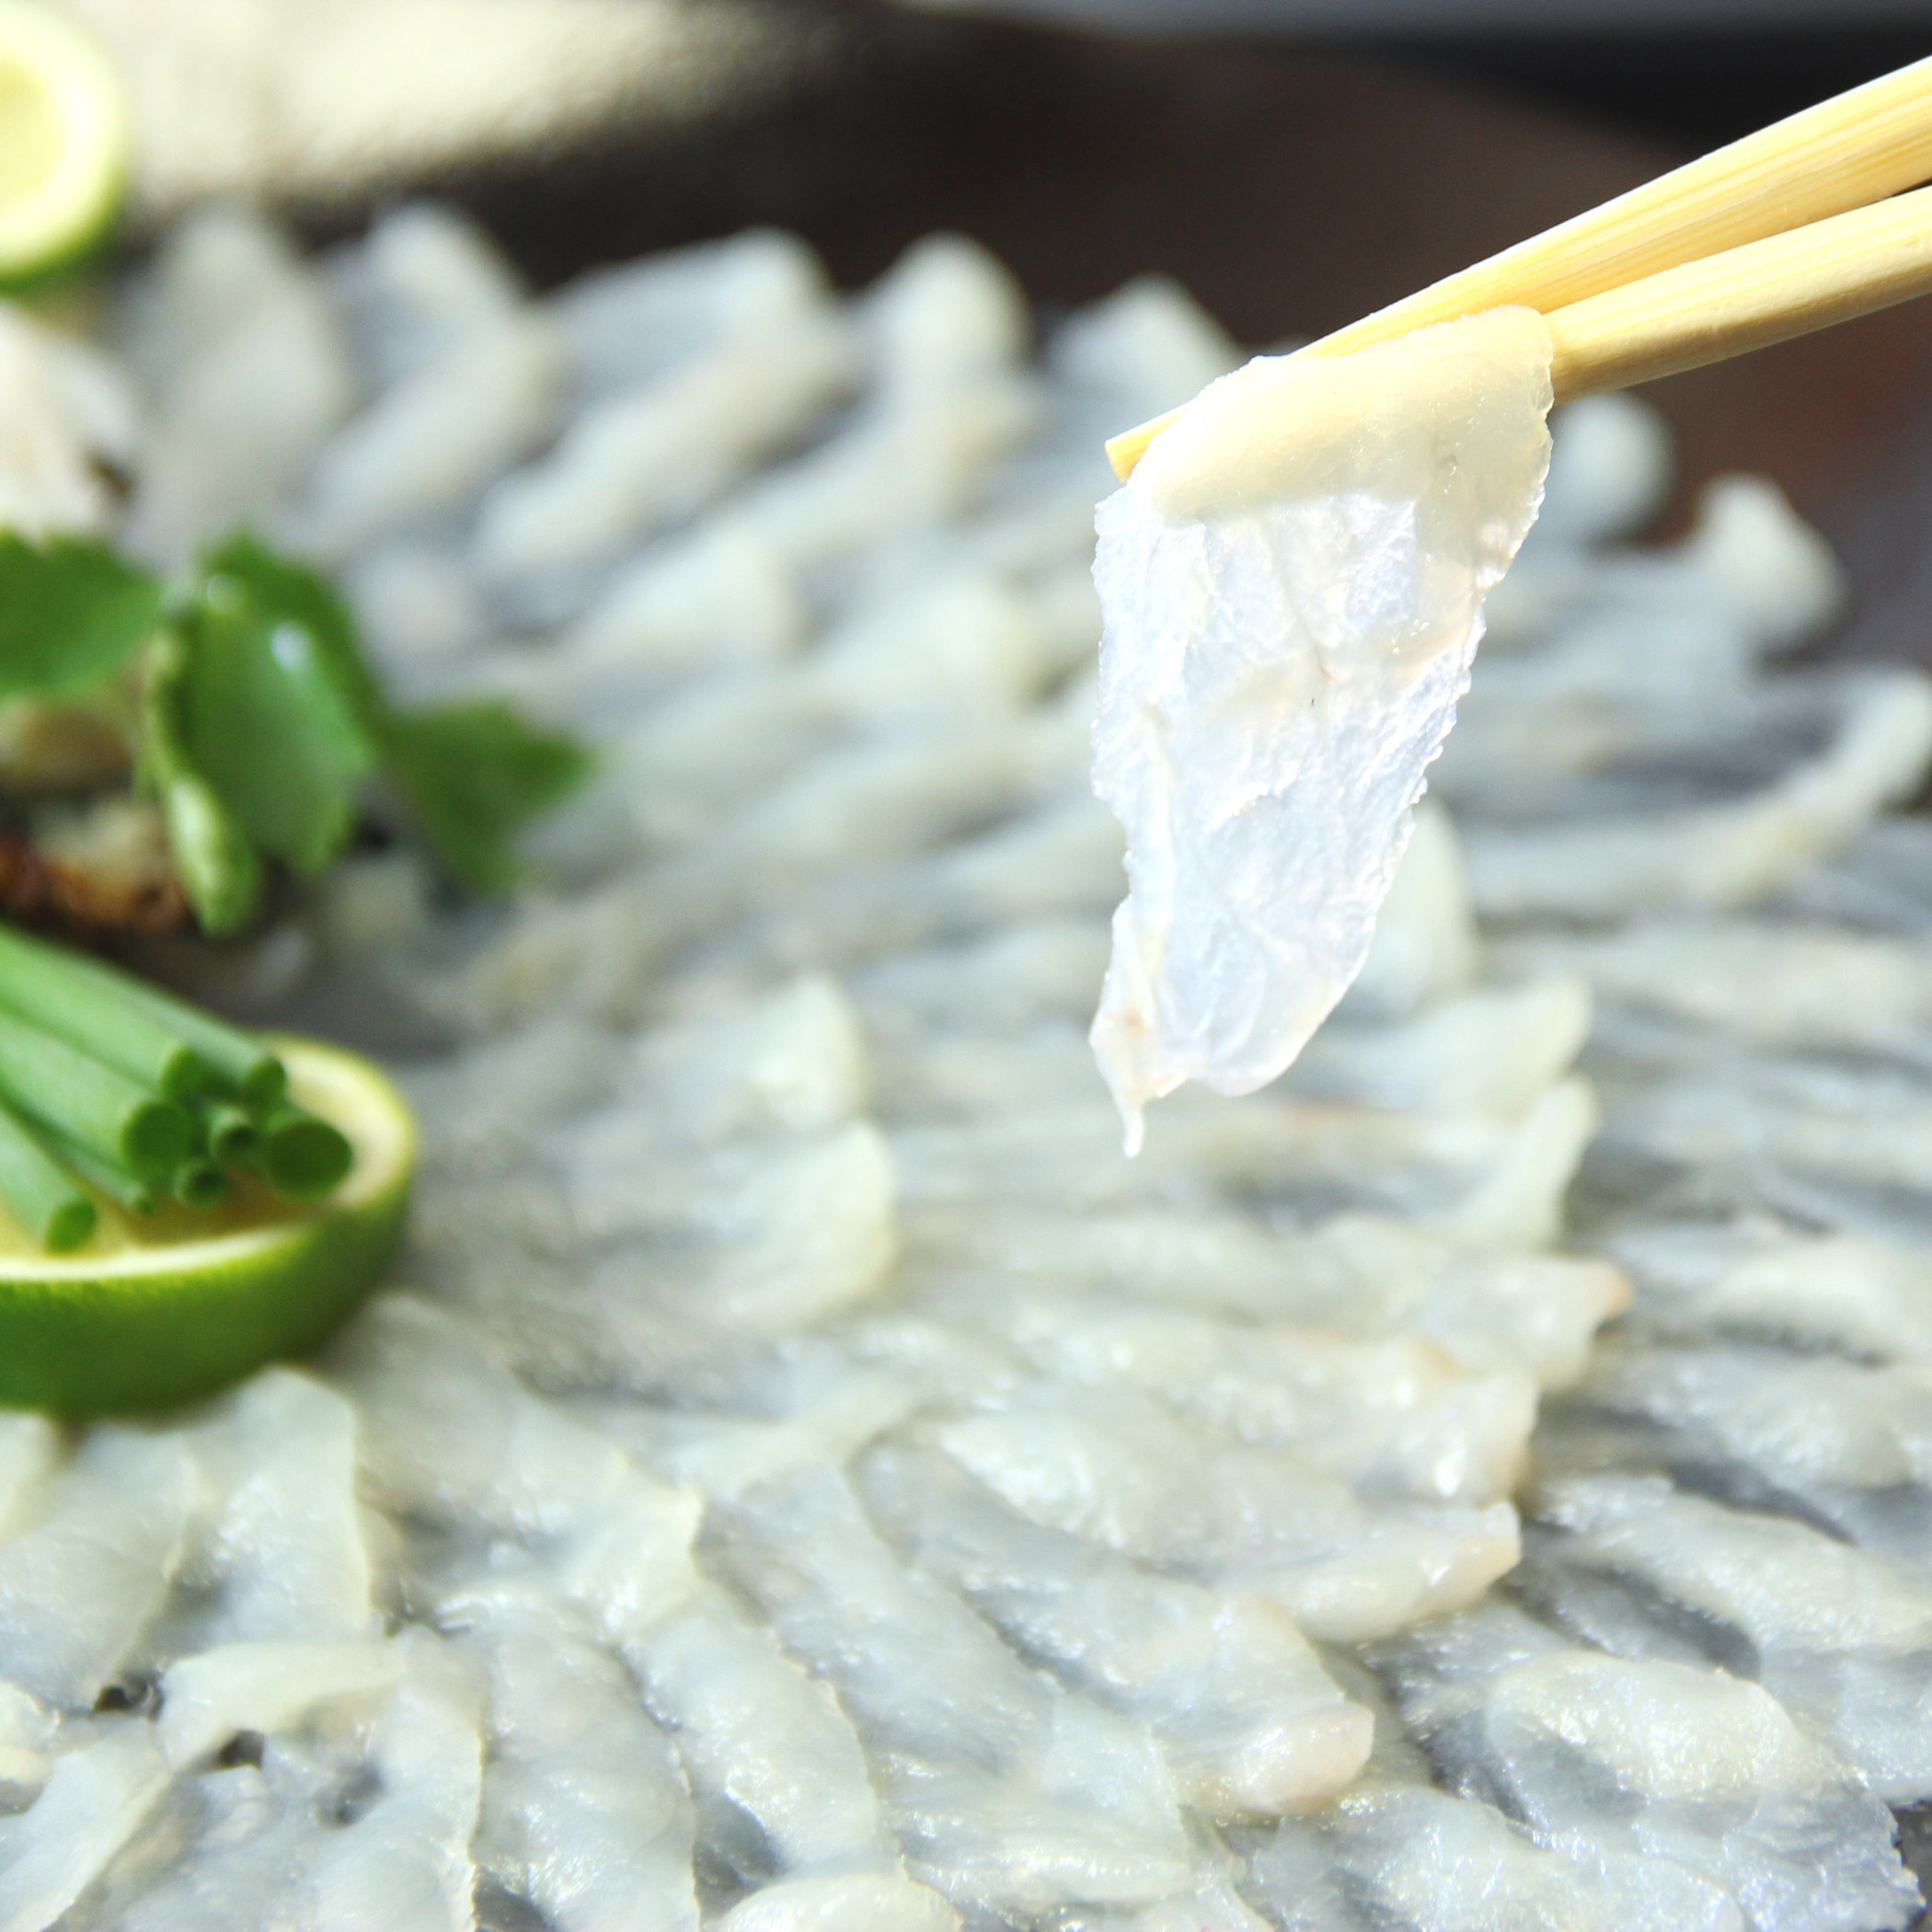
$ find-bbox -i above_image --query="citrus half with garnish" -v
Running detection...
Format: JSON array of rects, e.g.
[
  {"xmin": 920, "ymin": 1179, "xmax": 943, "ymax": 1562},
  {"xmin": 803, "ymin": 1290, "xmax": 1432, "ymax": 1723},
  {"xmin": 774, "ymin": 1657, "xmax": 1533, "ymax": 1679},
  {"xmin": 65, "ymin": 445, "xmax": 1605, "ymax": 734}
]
[
  {"xmin": 0, "ymin": 1036, "xmax": 413, "ymax": 1414},
  {"xmin": 0, "ymin": 0, "xmax": 128, "ymax": 291}
]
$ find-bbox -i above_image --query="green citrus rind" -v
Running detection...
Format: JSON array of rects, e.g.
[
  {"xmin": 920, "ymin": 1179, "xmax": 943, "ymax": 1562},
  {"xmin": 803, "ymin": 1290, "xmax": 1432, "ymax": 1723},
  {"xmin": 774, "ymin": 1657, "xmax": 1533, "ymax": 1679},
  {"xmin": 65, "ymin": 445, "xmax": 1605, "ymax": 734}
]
[
  {"xmin": 0, "ymin": 0, "xmax": 128, "ymax": 292},
  {"xmin": 0, "ymin": 1036, "xmax": 414, "ymax": 1416}
]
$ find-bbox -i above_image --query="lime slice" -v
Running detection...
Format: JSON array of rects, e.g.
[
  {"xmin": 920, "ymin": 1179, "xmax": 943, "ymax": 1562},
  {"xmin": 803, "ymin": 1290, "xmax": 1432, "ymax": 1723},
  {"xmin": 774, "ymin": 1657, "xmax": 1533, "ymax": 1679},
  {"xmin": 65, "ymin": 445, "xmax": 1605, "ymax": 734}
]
[
  {"xmin": 0, "ymin": 0, "xmax": 127, "ymax": 291},
  {"xmin": 0, "ymin": 1036, "xmax": 414, "ymax": 1415}
]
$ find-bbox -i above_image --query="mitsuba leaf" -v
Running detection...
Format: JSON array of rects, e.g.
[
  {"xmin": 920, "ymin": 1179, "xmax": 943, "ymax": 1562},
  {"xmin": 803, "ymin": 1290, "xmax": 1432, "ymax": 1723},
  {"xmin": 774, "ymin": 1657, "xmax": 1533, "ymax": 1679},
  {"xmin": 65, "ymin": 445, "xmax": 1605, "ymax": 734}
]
[
  {"xmin": 0, "ymin": 535, "xmax": 163, "ymax": 701},
  {"xmin": 178, "ymin": 534, "xmax": 377, "ymax": 878},
  {"xmin": 139, "ymin": 627, "xmax": 262, "ymax": 937},
  {"xmin": 380, "ymin": 701, "xmax": 592, "ymax": 894}
]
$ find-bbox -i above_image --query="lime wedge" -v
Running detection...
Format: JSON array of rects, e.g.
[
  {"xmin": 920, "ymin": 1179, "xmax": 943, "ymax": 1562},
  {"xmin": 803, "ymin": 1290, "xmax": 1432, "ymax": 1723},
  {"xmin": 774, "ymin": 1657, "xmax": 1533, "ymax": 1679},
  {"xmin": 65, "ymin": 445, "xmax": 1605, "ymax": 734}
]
[
  {"xmin": 0, "ymin": 1036, "xmax": 414, "ymax": 1415},
  {"xmin": 0, "ymin": 0, "xmax": 127, "ymax": 291}
]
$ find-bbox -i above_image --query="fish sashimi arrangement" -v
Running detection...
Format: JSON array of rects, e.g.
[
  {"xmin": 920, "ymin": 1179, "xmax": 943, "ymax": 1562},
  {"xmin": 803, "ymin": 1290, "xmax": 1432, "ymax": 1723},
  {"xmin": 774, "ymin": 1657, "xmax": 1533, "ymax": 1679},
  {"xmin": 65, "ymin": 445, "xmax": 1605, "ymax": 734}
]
[{"xmin": 2, "ymin": 201, "xmax": 1931, "ymax": 1931}]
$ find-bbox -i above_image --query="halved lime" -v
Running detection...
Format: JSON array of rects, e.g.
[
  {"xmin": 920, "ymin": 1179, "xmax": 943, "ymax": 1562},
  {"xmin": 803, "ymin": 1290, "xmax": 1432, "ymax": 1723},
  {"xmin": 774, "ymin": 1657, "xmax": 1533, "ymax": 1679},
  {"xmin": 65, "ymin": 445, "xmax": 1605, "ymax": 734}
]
[
  {"xmin": 0, "ymin": 0, "xmax": 127, "ymax": 291},
  {"xmin": 0, "ymin": 1036, "xmax": 414, "ymax": 1415}
]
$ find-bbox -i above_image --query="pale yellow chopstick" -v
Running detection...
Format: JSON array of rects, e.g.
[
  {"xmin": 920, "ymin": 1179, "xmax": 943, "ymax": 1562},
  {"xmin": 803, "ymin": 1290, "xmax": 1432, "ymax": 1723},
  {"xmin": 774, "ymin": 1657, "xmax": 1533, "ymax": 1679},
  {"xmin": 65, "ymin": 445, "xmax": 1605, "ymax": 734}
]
[
  {"xmin": 1107, "ymin": 55, "xmax": 1932, "ymax": 478},
  {"xmin": 1546, "ymin": 178, "xmax": 1932, "ymax": 399}
]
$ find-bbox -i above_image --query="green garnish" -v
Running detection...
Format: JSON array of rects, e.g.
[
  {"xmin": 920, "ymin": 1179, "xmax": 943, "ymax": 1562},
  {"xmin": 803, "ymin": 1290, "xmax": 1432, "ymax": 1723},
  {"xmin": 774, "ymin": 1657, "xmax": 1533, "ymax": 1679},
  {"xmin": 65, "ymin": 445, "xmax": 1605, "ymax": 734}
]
[
  {"xmin": 203, "ymin": 1101, "xmax": 259, "ymax": 1164},
  {"xmin": 0, "ymin": 928, "xmax": 386, "ymax": 1254},
  {"xmin": 0, "ymin": 1098, "xmax": 94, "ymax": 1250},
  {"xmin": 169, "ymin": 1158, "xmax": 227, "ymax": 1210},
  {"xmin": 50, "ymin": 1129, "xmax": 155, "ymax": 1216},
  {"xmin": 0, "ymin": 919, "xmax": 282, "ymax": 1102},
  {"xmin": 0, "ymin": 528, "xmax": 590, "ymax": 934},
  {"xmin": 0, "ymin": 919, "xmax": 210, "ymax": 1098},
  {"xmin": 254, "ymin": 1102, "xmax": 353, "ymax": 1200},
  {"xmin": 0, "ymin": 1004, "xmax": 190, "ymax": 1177},
  {"xmin": 0, "ymin": 535, "xmax": 160, "ymax": 700}
]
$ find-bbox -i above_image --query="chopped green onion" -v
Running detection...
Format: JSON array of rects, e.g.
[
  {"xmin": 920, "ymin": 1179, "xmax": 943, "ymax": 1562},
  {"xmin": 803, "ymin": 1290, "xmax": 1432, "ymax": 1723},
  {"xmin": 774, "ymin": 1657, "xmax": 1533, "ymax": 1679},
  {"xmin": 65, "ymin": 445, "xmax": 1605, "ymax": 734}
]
[
  {"xmin": 0, "ymin": 924, "xmax": 214, "ymax": 1101},
  {"xmin": 63, "ymin": 958, "xmax": 282, "ymax": 1106},
  {"xmin": 257, "ymin": 1104, "xmax": 351, "ymax": 1200},
  {"xmin": 203, "ymin": 1102, "xmax": 259, "ymax": 1166},
  {"xmin": 171, "ymin": 1159, "xmax": 228, "ymax": 1210},
  {"xmin": 0, "ymin": 1100, "xmax": 95, "ymax": 1251},
  {"xmin": 0, "ymin": 1008, "xmax": 191, "ymax": 1178},
  {"xmin": 52, "ymin": 1134, "xmax": 157, "ymax": 1216}
]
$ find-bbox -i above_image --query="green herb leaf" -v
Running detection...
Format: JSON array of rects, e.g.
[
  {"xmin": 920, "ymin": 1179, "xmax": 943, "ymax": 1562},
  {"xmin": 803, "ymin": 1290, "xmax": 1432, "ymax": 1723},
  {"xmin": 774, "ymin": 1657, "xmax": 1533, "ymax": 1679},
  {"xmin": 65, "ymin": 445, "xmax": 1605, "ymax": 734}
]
[
  {"xmin": 0, "ymin": 535, "xmax": 163, "ymax": 701},
  {"xmin": 380, "ymin": 701, "xmax": 592, "ymax": 895},
  {"xmin": 177, "ymin": 535, "xmax": 377, "ymax": 878},
  {"xmin": 138, "ymin": 627, "xmax": 262, "ymax": 937}
]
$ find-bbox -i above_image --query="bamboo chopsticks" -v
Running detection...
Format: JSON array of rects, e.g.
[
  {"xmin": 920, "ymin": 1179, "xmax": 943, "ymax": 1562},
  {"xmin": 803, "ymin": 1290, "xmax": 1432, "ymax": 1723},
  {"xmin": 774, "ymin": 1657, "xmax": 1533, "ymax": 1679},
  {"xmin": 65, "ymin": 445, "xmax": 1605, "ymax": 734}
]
[{"xmin": 1106, "ymin": 55, "xmax": 1932, "ymax": 480}]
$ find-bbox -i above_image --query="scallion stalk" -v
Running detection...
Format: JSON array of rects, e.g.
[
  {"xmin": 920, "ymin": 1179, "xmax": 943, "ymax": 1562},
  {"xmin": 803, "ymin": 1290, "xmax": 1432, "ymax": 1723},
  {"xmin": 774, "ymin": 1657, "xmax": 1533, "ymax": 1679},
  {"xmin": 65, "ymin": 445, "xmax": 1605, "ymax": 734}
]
[
  {"xmin": 257, "ymin": 1104, "xmax": 352, "ymax": 1200},
  {"xmin": 203, "ymin": 1103, "xmax": 259, "ymax": 1166},
  {"xmin": 0, "ymin": 925, "xmax": 213, "ymax": 1101},
  {"xmin": 51, "ymin": 1133, "xmax": 158, "ymax": 1216},
  {"xmin": 0, "ymin": 933, "xmax": 285, "ymax": 1109},
  {"xmin": 171, "ymin": 1159, "xmax": 228, "ymax": 1210},
  {"xmin": 0, "ymin": 1009, "xmax": 191, "ymax": 1179},
  {"xmin": 0, "ymin": 1100, "xmax": 96, "ymax": 1251},
  {"xmin": 48, "ymin": 1135, "xmax": 158, "ymax": 1213}
]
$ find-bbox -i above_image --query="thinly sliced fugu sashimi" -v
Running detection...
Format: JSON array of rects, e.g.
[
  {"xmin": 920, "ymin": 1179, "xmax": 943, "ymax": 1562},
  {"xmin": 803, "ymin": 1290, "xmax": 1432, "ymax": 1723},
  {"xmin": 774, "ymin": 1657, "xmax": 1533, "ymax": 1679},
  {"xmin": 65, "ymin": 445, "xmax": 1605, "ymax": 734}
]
[
  {"xmin": 156, "ymin": 1639, "xmax": 400, "ymax": 1768},
  {"xmin": 183, "ymin": 1369, "xmax": 376, "ymax": 1643},
  {"xmin": 1089, "ymin": 308, "xmax": 1554, "ymax": 1148},
  {"xmin": 0, "ymin": 1726, "xmax": 172, "ymax": 1932},
  {"xmin": 1525, "ymin": 1472, "xmax": 1932, "ymax": 1800},
  {"xmin": 466, "ymin": 1607, "xmax": 698, "ymax": 1932},
  {"xmin": 709, "ymin": 1464, "xmax": 1200, "ymax": 1920},
  {"xmin": 1611, "ymin": 1224, "xmax": 1932, "ymax": 1362},
  {"xmin": 0, "ymin": 1430, "xmax": 196, "ymax": 1708},
  {"xmin": 635, "ymin": 1587, "xmax": 903, "ymax": 1882},
  {"xmin": 1246, "ymin": 1783, "xmax": 1741, "ymax": 1932},
  {"xmin": 858, "ymin": 1441, "xmax": 1373, "ymax": 1814},
  {"xmin": 1372, "ymin": 1598, "xmax": 1920, "ymax": 1932},
  {"xmin": 710, "ymin": 1873, "xmax": 960, "ymax": 1932},
  {"xmin": 951, "ymin": 1297, "xmax": 1535, "ymax": 1505},
  {"xmin": 282, "ymin": 1630, "xmax": 483, "ymax": 1932},
  {"xmin": 932, "ymin": 1385, "xmax": 1518, "ymax": 1641}
]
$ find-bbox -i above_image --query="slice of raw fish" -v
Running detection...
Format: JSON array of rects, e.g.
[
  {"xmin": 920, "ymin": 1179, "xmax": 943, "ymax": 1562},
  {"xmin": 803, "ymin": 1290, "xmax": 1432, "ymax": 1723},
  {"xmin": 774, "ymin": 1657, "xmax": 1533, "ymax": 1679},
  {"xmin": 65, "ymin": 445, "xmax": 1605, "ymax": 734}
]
[
  {"xmin": 858, "ymin": 1441, "xmax": 1373, "ymax": 1814},
  {"xmin": 1526, "ymin": 1471, "xmax": 1932, "ymax": 1800},
  {"xmin": 298, "ymin": 313, "xmax": 563, "ymax": 559},
  {"xmin": 0, "ymin": 1417, "xmax": 56, "ymax": 1541},
  {"xmin": 281, "ymin": 1630, "xmax": 483, "ymax": 1932},
  {"xmin": 709, "ymin": 1463, "xmax": 1200, "ymax": 1921},
  {"xmin": 0, "ymin": 1683, "xmax": 52, "ymax": 1803},
  {"xmin": 0, "ymin": 1430, "xmax": 196, "ymax": 1708},
  {"xmin": 1499, "ymin": 917, "xmax": 1932, "ymax": 1051},
  {"xmin": 904, "ymin": 1205, "xmax": 1626, "ymax": 1387},
  {"xmin": 1611, "ymin": 1225, "xmax": 1932, "ymax": 1363},
  {"xmin": 182, "ymin": 1369, "xmax": 377, "ymax": 1644},
  {"xmin": 331, "ymin": 1297, "xmax": 702, "ymax": 1642},
  {"xmin": 1246, "ymin": 1782, "xmax": 1741, "ymax": 1932},
  {"xmin": 122, "ymin": 206, "xmax": 353, "ymax": 567},
  {"xmin": 1284, "ymin": 974, "xmax": 1590, "ymax": 1120},
  {"xmin": 583, "ymin": 1370, "xmax": 921, "ymax": 1503},
  {"xmin": 156, "ymin": 1639, "xmax": 397, "ymax": 1769},
  {"xmin": 0, "ymin": 1725, "xmax": 171, "ymax": 1932},
  {"xmin": 1465, "ymin": 670, "xmax": 1932, "ymax": 921},
  {"xmin": 854, "ymin": 917, "xmax": 1111, "ymax": 1038},
  {"xmin": 931, "ymin": 1385, "xmax": 1518, "ymax": 1642},
  {"xmin": 66, "ymin": 1747, "xmax": 336, "ymax": 1932},
  {"xmin": 634, "ymin": 1588, "xmax": 903, "ymax": 1883},
  {"xmin": 944, "ymin": 1296, "xmax": 1535, "ymax": 1505},
  {"xmin": 709, "ymin": 1872, "xmax": 960, "ymax": 1932},
  {"xmin": 1371, "ymin": 1598, "xmax": 1919, "ymax": 1932},
  {"xmin": 476, "ymin": 295, "xmax": 857, "ymax": 586},
  {"xmin": 548, "ymin": 230, "xmax": 828, "ymax": 401},
  {"xmin": 1088, "ymin": 310, "xmax": 1555, "ymax": 1147},
  {"xmin": 466, "ymin": 1605, "xmax": 698, "ymax": 1932}
]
